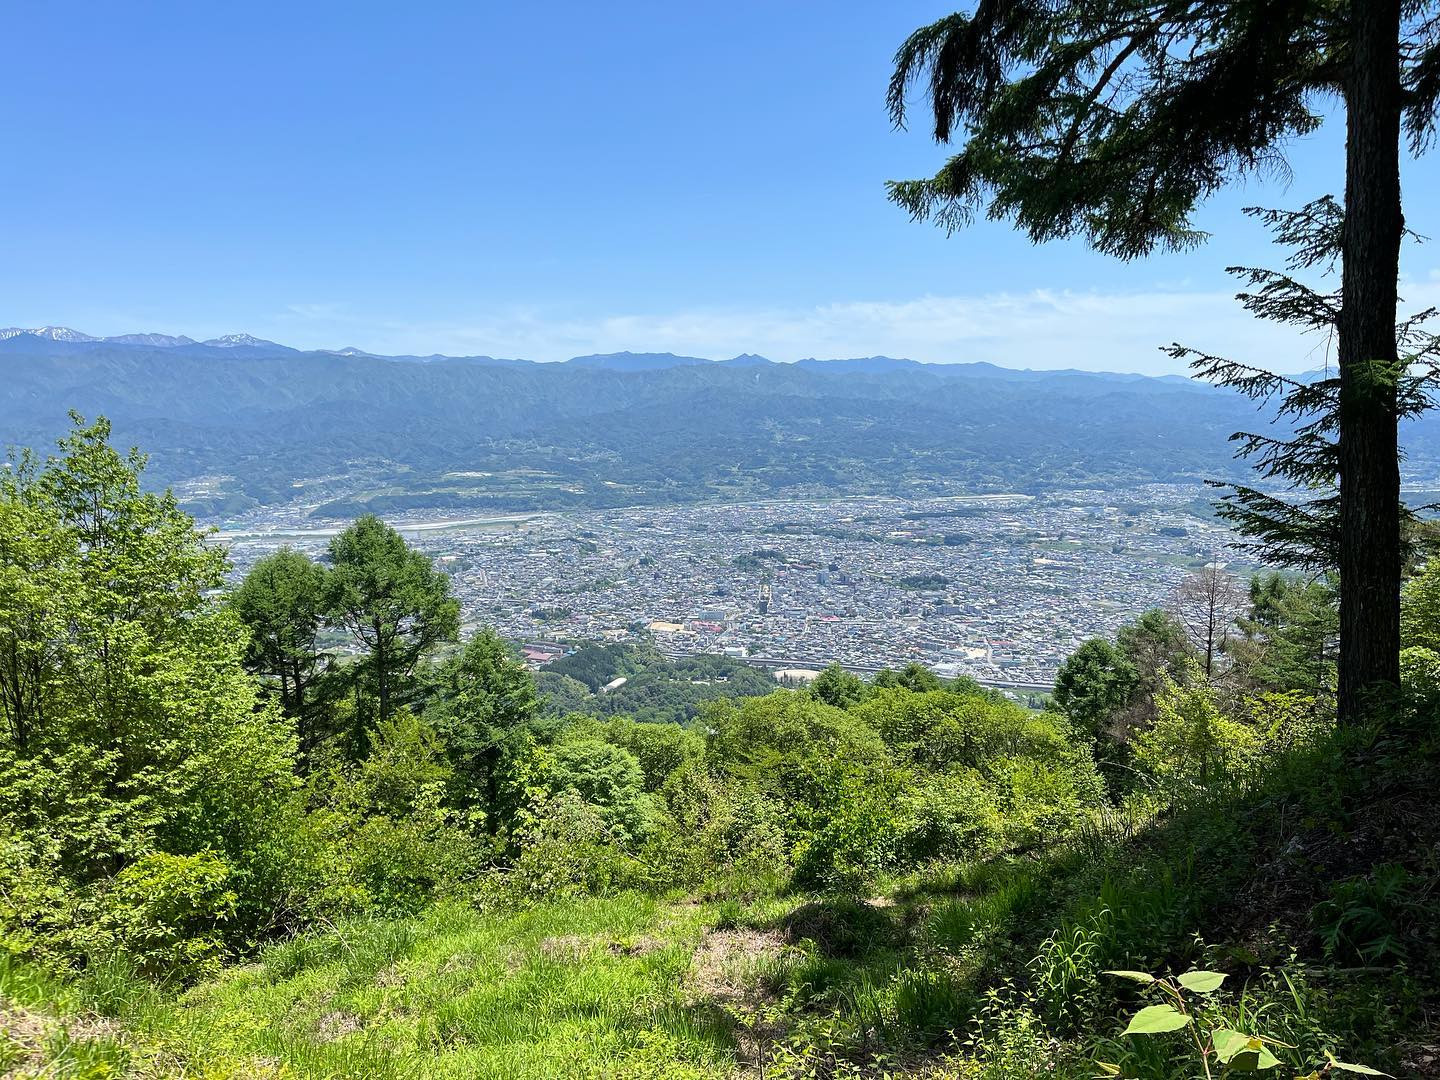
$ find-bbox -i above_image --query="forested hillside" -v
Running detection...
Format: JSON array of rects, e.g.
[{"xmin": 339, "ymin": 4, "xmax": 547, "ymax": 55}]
[
  {"xmin": 536, "ymin": 645, "xmax": 780, "ymax": 724},
  {"xmin": 3, "ymin": 417, "xmax": 1437, "ymax": 1078},
  {"xmin": 5, "ymin": 336, "xmax": 1408, "ymax": 515}
]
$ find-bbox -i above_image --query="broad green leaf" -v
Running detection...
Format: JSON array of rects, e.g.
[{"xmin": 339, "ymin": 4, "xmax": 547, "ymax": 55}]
[
  {"xmin": 1212, "ymin": 1029, "xmax": 1256, "ymax": 1062},
  {"xmin": 1103, "ymin": 969, "xmax": 1156, "ymax": 984},
  {"xmin": 1211, "ymin": 1029, "xmax": 1280, "ymax": 1070},
  {"xmin": 1093, "ymin": 1063, "xmax": 1122, "ymax": 1077},
  {"xmin": 1176, "ymin": 969, "xmax": 1227, "ymax": 993},
  {"xmin": 1121, "ymin": 1004, "xmax": 1190, "ymax": 1035},
  {"xmin": 1327, "ymin": 1059, "xmax": 1392, "ymax": 1077},
  {"xmin": 1230, "ymin": 1047, "xmax": 1282, "ymax": 1071}
]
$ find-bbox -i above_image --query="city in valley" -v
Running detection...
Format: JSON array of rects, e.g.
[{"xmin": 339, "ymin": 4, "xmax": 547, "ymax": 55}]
[{"xmin": 216, "ymin": 482, "xmax": 1239, "ymax": 689}]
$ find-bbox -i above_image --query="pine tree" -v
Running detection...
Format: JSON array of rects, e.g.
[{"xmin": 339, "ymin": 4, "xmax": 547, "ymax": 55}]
[{"xmin": 887, "ymin": 2, "xmax": 1440, "ymax": 719}]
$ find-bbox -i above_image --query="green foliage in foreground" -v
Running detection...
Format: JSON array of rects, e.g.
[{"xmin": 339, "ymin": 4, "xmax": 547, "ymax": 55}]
[
  {"xmin": 1099, "ymin": 968, "xmax": 1387, "ymax": 1078},
  {"xmin": 11, "ymin": 707, "xmax": 1437, "ymax": 1078}
]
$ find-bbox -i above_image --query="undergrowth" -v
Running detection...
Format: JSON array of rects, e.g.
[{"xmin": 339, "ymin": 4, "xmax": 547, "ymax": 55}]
[{"xmin": 5, "ymin": 710, "xmax": 1437, "ymax": 1078}]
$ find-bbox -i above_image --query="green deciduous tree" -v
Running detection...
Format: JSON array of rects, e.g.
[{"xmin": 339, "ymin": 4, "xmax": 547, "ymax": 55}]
[
  {"xmin": 0, "ymin": 452, "xmax": 79, "ymax": 756},
  {"xmin": 872, "ymin": 661, "xmax": 946, "ymax": 694},
  {"xmin": 887, "ymin": 1, "xmax": 1440, "ymax": 720},
  {"xmin": 705, "ymin": 691, "xmax": 888, "ymax": 794},
  {"xmin": 1133, "ymin": 669, "xmax": 1262, "ymax": 795},
  {"xmin": 544, "ymin": 736, "xmax": 652, "ymax": 846},
  {"xmin": 811, "ymin": 662, "xmax": 868, "ymax": 708},
  {"xmin": 1402, "ymin": 557, "xmax": 1440, "ymax": 653},
  {"xmin": 0, "ymin": 415, "xmax": 297, "ymax": 958},
  {"xmin": 1116, "ymin": 609, "xmax": 1195, "ymax": 718},
  {"xmin": 326, "ymin": 515, "xmax": 459, "ymax": 730}
]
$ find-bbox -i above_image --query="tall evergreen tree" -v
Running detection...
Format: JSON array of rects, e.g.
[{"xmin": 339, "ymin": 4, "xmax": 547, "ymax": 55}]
[
  {"xmin": 422, "ymin": 628, "xmax": 540, "ymax": 834},
  {"xmin": 231, "ymin": 548, "xmax": 332, "ymax": 756},
  {"xmin": 886, "ymin": 1, "xmax": 1440, "ymax": 719},
  {"xmin": 1168, "ymin": 198, "xmax": 1438, "ymax": 587},
  {"xmin": 1232, "ymin": 573, "xmax": 1339, "ymax": 698},
  {"xmin": 326, "ymin": 515, "xmax": 459, "ymax": 729}
]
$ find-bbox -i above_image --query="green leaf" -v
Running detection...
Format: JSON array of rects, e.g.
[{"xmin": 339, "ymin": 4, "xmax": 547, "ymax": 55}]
[
  {"xmin": 1212, "ymin": 1029, "xmax": 1255, "ymax": 1062},
  {"xmin": 1176, "ymin": 969, "xmax": 1227, "ymax": 993},
  {"xmin": 1210, "ymin": 1029, "xmax": 1281, "ymax": 1070},
  {"xmin": 1234, "ymin": 1048, "xmax": 1282, "ymax": 1071},
  {"xmin": 1103, "ymin": 969, "xmax": 1156, "ymax": 984},
  {"xmin": 1326, "ymin": 1059, "xmax": 1392, "ymax": 1077},
  {"xmin": 1121, "ymin": 1004, "xmax": 1190, "ymax": 1035}
]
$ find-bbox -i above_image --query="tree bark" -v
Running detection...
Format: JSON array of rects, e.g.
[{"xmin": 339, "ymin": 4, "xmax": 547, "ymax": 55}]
[
  {"xmin": 1338, "ymin": 0, "xmax": 1404, "ymax": 720},
  {"xmin": 375, "ymin": 618, "xmax": 390, "ymax": 725}
]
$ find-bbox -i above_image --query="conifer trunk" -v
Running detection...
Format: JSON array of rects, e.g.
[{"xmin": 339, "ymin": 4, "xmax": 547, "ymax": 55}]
[{"xmin": 1338, "ymin": 0, "xmax": 1404, "ymax": 720}]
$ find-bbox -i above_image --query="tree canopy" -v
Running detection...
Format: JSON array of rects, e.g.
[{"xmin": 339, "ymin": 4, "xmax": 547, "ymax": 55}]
[
  {"xmin": 887, "ymin": 1, "xmax": 1440, "ymax": 719},
  {"xmin": 326, "ymin": 515, "xmax": 460, "ymax": 728}
]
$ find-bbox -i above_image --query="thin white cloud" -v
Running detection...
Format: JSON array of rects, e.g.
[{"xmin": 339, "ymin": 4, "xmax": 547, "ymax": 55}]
[{"xmin": 270, "ymin": 278, "xmax": 1440, "ymax": 375}]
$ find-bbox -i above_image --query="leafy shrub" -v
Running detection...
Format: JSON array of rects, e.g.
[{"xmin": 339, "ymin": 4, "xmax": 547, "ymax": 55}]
[
  {"xmin": 1132, "ymin": 673, "xmax": 1261, "ymax": 797},
  {"xmin": 705, "ymin": 692, "xmax": 888, "ymax": 792},
  {"xmin": 298, "ymin": 711, "xmax": 483, "ymax": 917},
  {"xmin": 98, "ymin": 851, "xmax": 237, "ymax": 979},
  {"xmin": 501, "ymin": 793, "xmax": 643, "ymax": 901},
  {"xmin": 897, "ymin": 767, "xmax": 1004, "ymax": 863},
  {"xmin": 994, "ymin": 756, "xmax": 1095, "ymax": 850},
  {"xmin": 1242, "ymin": 690, "xmax": 1333, "ymax": 754},
  {"xmin": 1399, "ymin": 645, "xmax": 1440, "ymax": 706},
  {"xmin": 858, "ymin": 689, "xmax": 1069, "ymax": 770},
  {"xmin": 790, "ymin": 757, "xmax": 904, "ymax": 891},
  {"xmin": 640, "ymin": 762, "xmax": 788, "ymax": 891},
  {"xmin": 0, "ymin": 833, "xmax": 102, "ymax": 966},
  {"xmin": 592, "ymin": 717, "xmax": 705, "ymax": 792},
  {"xmin": 1096, "ymin": 967, "xmax": 1386, "ymax": 1078},
  {"xmin": 544, "ymin": 735, "xmax": 656, "ymax": 845}
]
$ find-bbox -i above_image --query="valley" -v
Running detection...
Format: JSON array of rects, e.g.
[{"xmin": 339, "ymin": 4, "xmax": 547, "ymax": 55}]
[{"xmin": 220, "ymin": 483, "xmax": 1239, "ymax": 687}]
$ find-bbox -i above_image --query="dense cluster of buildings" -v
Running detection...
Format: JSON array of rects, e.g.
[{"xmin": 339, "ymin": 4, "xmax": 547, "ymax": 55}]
[{"xmin": 222, "ymin": 484, "xmax": 1238, "ymax": 687}]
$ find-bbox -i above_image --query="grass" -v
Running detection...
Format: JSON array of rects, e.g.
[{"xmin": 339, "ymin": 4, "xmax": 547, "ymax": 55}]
[
  {"xmin": 7, "ymin": 720, "xmax": 1438, "ymax": 1078},
  {"xmin": 1, "ymin": 952, "xmax": 135, "ymax": 1078},
  {"xmin": 123, "ymin": 894, "xmax": 745, "ymax": 1079}
]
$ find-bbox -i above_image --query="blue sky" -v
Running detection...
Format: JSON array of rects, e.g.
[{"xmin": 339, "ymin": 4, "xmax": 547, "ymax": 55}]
[{"xmin": 3, "ymin": 1, "xmax": 1438, "ymax": 373}]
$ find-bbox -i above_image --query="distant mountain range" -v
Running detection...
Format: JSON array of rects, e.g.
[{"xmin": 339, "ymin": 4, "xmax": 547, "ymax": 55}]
[
  {"xmin": 0, "ymin": 326, "xmax": 290, "ymax": 350},
  {"xmin": 0, "ymin": 328, "xmax": 1196, "ymax": 378},
  {"xmin": 3, "ymin": 325, "xmax": 1431, "ymax": 521}
]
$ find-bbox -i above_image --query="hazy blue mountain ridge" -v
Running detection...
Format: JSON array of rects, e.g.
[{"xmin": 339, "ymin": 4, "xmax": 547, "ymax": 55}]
[{"xmin": 0, "ymin": 332, "xmax": 1411, "ymax": 518}]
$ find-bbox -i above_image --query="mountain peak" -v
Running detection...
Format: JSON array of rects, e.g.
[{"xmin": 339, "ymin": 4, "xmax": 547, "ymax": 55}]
[
  {"xmin": 105, "ymin": 332, "xmax": 197, "ymax": 347},
  {"xmin": 0, "ymin": 326, "xmax": 99, "ymax": 343},
  {"xmin": 202, "ymin": 333, "xmax": 281, "ymax": 348}
]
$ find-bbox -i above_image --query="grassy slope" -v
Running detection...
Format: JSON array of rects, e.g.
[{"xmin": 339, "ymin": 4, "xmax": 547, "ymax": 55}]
[
  {"xmin": 138, "ymin": 896, "xmax": 741, "ymax": 1079},
  {"xmin": 7, "ymin": 720, "xmax": 1438, "ymax": 1079},
  {"xmin": 1, "ymin": 955, "xmax": 135, "ymax": 1077}
]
